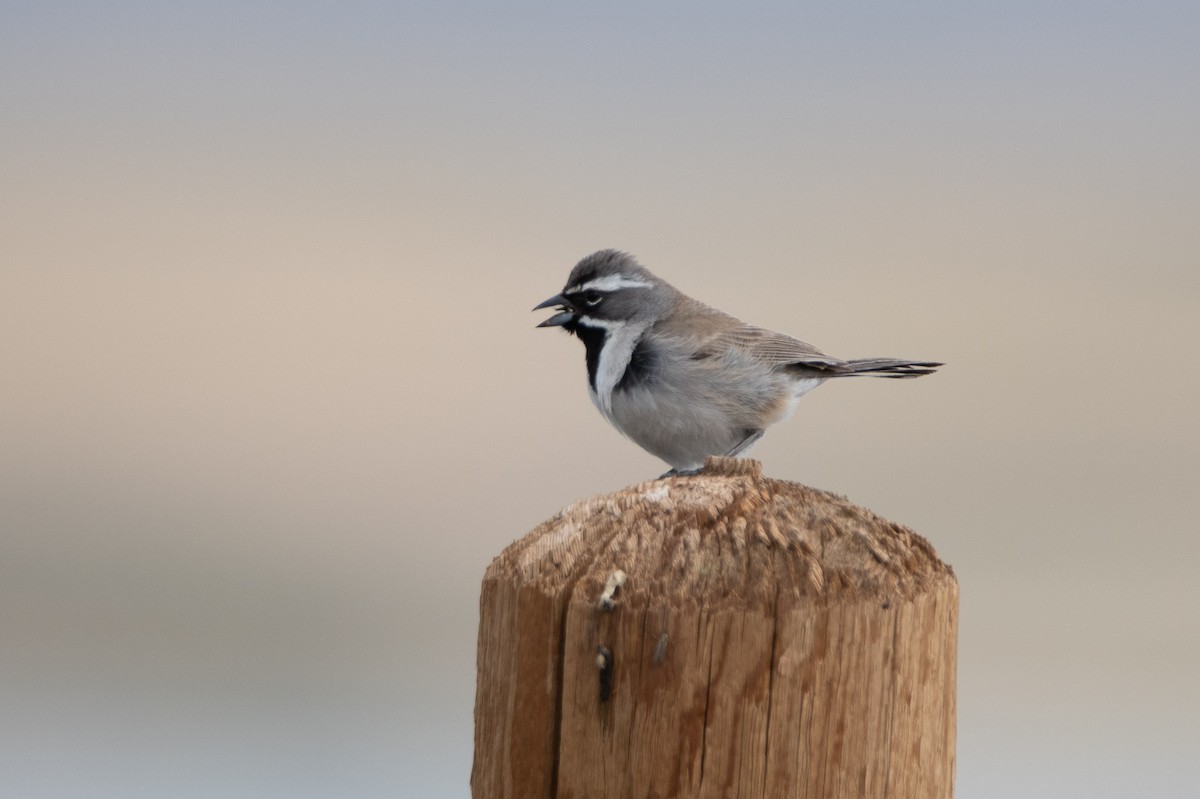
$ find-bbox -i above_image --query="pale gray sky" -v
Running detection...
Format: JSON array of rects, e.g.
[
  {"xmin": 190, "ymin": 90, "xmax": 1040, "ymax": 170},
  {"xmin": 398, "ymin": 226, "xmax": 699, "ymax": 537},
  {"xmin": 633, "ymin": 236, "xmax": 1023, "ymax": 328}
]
[{"xmin": 3, "ymin": 2, "xmax": 1198, "ymax": 797}]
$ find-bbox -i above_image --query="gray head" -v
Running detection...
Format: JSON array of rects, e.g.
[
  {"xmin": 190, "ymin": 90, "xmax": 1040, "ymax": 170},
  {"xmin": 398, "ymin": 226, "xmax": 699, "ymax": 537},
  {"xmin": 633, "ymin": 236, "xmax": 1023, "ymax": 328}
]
[{"xmin": 533, "ymin": 250, "xmax": 674, "ymax": 330}]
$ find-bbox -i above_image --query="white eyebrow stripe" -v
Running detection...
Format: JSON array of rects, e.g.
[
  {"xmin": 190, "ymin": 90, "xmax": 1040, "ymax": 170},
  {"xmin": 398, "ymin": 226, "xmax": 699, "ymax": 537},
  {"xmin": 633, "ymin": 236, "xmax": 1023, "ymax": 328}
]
[{"xmin": 565, "ymin": 274, "xmax": 654, "ymax": 294}]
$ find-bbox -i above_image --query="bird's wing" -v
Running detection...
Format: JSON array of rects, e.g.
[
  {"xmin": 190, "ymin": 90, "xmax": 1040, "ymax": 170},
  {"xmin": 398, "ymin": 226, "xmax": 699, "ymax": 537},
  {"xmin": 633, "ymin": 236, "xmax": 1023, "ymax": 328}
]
[{"xmin": 700, "ymin": 324, "xmax": 846, "ymax": 370}]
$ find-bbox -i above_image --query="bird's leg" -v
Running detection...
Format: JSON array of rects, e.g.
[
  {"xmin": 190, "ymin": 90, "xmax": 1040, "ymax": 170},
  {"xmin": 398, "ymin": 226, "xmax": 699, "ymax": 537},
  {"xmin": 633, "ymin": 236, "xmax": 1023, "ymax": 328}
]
[
  {"xmin": 659, "ymin": 431, "xmax": 765, "ymax": 479},
  {"xmin": 725, "ymin": 429, "xmax": 764, "ymax": 458},
  {"xmin": 659, "ymin": 466, "xmax": 704, "ymax": 479}
]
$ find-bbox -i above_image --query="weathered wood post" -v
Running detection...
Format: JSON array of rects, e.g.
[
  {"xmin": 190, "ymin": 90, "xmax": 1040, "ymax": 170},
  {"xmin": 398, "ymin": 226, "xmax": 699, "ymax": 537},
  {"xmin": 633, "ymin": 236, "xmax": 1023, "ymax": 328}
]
[{"xmin": 472, "ymin": 457, "xmax": 956, "ymax": 798}]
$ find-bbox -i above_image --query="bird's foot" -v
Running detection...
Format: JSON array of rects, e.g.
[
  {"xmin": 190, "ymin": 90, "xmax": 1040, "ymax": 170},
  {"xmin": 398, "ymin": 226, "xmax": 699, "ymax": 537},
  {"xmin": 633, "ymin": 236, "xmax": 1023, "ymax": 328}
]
[{"xmin": 659, "ymin": 466, "xmax": 704, "ymax": 479}]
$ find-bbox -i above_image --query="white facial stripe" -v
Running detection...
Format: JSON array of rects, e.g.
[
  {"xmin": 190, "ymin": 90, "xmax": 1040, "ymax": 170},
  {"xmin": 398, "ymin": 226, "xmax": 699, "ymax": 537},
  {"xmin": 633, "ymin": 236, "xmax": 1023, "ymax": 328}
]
[
  {"xmin": 572, "ymin": 315, "xmax": 623, "ymax": 330},
  {"xmin": 564, "ymin": 274, "xmax": 654, "ymax": 295},
  {"xmin": 586, "ymin": 318, "xmax": 648, "ymax": 423}
]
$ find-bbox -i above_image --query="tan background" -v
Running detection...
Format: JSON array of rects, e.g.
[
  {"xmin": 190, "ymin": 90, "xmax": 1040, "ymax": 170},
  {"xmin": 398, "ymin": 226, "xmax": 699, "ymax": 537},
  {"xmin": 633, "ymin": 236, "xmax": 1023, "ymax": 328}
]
[{"xmin": 2, "ymin": 3, "xmax": 1197, "ymax": 797}]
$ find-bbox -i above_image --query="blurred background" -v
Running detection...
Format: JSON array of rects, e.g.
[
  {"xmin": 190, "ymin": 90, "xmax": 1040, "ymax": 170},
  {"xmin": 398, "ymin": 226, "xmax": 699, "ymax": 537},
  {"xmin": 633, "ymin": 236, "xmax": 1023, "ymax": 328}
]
[{"xmin": 2, "ymin": 2, "xmax": 1197, "ymax": 797}]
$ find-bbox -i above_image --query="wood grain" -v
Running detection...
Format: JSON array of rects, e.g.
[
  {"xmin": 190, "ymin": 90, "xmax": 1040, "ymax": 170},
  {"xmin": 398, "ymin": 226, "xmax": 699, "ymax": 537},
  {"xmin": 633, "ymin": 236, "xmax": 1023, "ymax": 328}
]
[{"xmin": 472, "ymin": 457, "xmax": 957, "ymax": 798}]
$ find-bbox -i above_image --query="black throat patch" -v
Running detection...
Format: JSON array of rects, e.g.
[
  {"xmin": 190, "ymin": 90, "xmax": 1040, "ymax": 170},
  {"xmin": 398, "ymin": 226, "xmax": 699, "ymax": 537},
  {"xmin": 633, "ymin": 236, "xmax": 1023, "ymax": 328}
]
[{"xmin": 564, "ymin": 318, "xmax": 607, "ymax": 391}]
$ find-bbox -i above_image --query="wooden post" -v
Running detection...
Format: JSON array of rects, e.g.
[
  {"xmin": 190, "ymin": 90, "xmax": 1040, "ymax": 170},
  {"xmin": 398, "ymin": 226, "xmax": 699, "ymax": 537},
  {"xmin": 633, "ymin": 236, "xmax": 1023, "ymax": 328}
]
[{"xmin": 472, "ymin": 457, "xmax": 957, "ymax": 798}]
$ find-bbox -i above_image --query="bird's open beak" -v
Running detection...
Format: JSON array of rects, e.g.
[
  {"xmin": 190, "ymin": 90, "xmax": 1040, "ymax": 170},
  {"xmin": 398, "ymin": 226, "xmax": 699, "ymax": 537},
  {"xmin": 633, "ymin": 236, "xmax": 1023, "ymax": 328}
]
[{"xmin": 533, "ymin": 294, "xmax": 576, "ymax": 328}]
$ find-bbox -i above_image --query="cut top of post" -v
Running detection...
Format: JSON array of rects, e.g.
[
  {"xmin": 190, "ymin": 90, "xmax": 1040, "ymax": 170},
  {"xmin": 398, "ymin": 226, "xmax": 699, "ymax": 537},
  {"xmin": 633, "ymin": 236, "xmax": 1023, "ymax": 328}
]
[{"xmin": 489, "ymin": 456, "xmax": 952, "ymax": 612}]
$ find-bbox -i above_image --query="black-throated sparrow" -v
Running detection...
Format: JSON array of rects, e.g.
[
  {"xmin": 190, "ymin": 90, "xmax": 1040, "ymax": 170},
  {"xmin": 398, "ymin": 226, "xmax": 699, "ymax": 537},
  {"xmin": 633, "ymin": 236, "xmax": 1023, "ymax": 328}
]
[{"xmin": 535, "ymin": 250, "xmax": 941, "ymax": 476}]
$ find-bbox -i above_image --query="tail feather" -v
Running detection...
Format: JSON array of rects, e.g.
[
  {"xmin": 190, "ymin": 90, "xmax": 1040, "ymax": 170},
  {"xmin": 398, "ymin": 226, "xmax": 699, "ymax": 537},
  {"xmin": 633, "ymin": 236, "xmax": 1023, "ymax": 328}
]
[{"xmin": 839, "ymin": 358, "xmax": 942, "ymax": 378}]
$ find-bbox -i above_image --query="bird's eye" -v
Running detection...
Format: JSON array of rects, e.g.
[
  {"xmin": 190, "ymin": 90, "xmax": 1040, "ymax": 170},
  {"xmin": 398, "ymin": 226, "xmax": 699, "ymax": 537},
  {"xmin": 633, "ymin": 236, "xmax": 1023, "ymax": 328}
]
[{"xmin": 583, "ymin": 291, "xmax": 603, "ymax": 307}]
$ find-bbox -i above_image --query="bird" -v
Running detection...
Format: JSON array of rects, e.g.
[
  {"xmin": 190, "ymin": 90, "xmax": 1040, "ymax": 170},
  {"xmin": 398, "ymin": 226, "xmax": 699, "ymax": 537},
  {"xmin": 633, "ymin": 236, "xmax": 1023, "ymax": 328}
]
[{"xmin": 534, "ymin": 249, "xmax": 942, "ymax": 476}]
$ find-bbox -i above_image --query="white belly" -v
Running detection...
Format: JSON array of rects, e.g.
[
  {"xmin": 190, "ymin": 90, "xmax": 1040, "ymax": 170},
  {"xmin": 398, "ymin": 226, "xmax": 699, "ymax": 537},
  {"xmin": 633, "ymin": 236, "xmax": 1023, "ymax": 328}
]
[{"xmin": 777, "ymin": 377, "xmax": 824, "ymax": 423}]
